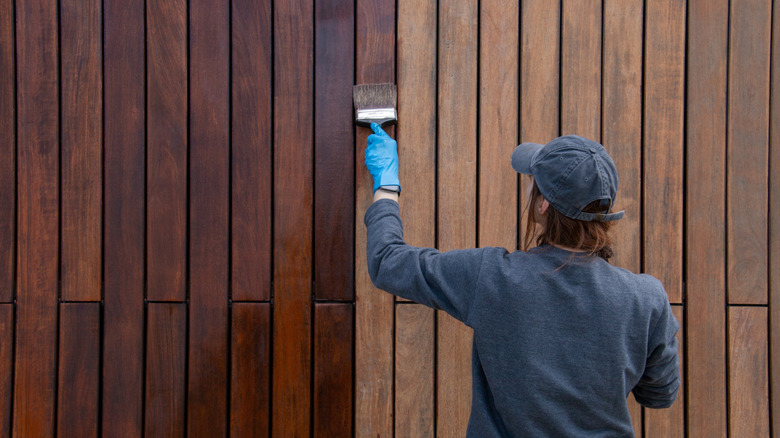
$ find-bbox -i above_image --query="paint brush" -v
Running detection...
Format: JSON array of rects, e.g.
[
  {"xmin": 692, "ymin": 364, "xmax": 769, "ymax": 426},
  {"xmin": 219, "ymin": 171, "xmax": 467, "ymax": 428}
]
[{"xmin": 352, "ymin": 83, "xmax": 397, "ymax": 127}]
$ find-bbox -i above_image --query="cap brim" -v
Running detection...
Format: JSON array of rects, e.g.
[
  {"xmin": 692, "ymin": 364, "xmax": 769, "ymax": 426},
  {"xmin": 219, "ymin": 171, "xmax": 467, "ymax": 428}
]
[{"xmin": 511, "ymin": 142, "xmax": 544, "ymax": 174}]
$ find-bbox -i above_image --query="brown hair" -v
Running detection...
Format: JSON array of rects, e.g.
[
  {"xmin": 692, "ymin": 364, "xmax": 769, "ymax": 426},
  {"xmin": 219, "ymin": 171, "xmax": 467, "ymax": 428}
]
[{"xmin": 523, "ymin": 180, "xmax": 614, "ymax": 260}]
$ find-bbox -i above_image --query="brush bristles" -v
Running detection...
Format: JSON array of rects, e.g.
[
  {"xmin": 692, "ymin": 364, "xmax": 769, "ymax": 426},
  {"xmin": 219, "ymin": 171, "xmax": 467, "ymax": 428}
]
[{"xmin": 353, "ymin": 83, "xmax": 397, "ymax": 114}]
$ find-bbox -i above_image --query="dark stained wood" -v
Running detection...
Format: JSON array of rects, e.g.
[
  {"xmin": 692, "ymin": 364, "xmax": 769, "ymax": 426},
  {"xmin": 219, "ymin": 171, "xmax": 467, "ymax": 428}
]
[
  {"xmin": 770, "ymin": 0, "xmax": 780, "ymax": 432},
  {"xmin": 146, "ymin": 0, "xmax": 187, "ymax": 302},
  {"xmin": 437, "ymin": 0, "xmax": 477, "ymax": 433},
  {"xmin": 478, "ymin": 0, "xmax": 517, "ymax": 250},
  {"xmin": 230, "ymin": 303, "xmax": 271, "ymax": 437},
  {"xmin": 145, "ymin": 303, "xmax": 187, "ymax": 437},
  {"xmin": 354, "ymin": 0, "xmax": 396, "ymax": 433},
  {"xmin": 685, "ymin": 0, "xmax": 728, "ymax": 435},
  {"xmin": 643, "ymin": 0, "xmax": 685, "ymax": 304},
  {"xmin": 314, "ymin": 0, "xmax": 354, "ymax": 301},
  {"xmin": 313, "ymin": 303, "xmax": 353, "ymax": 436},
  {"xmin": 188, "ymin": 0, "xmax": 230, "ymax": 435},
  {"xmin": 395, "ymin": 304, "xmax": 434, "ymax": 437},
  {"xmin": 0, "ymin": 305, "xmax": 12, "ymax": 435},
  {"xmin": 726, "ymin": 0, "xmax": 771, "ymax": 305},
  {"xmin": 272, "ymin": 0, "xmax": 314, "ymax": 433},
  {"xmin": 102, "ymin": 0, "xmax": 146, "ymax": 434},
  {"xmin": 0, "ymin": 0, "xmax": 14, "ymax": 303},
  {"xmin": 57, "ymin": 303, "xmax": 100, "ymax": 438},
  {"xmin": 644, "ymin": 305, "xmax": 684, "ymax": 437},
  {"xmin": 728, "ymin": 306, "xmax": 770, "ymax": 437},
  {"xmin": 13, "ymin": 0, "xmax": 59, "ymax": 434},
  {"xmin": 60, "ymin": 0, "xmax": 101, "ymax": 302},
  {"xmin": 231, "ymin": 0, "xmax": 272, "ymax": 302},
  {"xmin": 561, "ymin": 0, "xmax": 601, "ymax": 140}
]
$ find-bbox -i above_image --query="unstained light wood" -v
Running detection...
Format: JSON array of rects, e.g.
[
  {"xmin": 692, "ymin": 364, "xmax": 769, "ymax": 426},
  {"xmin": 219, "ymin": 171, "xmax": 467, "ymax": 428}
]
[
  {"xmin": 354, "ymin": 0, "xmax": 396, "ymax": 433},
  {"xmin": 643, "ymin": 0, "xmax": 685, "ymax": 304},
  {"xmin": 230, "ymin": 303, "xmax": 271, "ymax": 436},
  {"xmin": 726, "ymin": 0, "xmax": 771, "ymax": 305},
  {"xmin": 102, "ymin": 0, "xmax": 146, "ymax": 433},
  {"xmin": 272, "ymin": 0, "xmax": 314, "ymax": 433},
  {"xmin": 188, "ymin": 0, "xmax": 230, "ymax": 435},
  {"xmin": 0, "ymin": 0, "xmax": 14, "ymax": 303},
  {"xmin": 314, "ymin": 303, "xmax": 353, "ymax": 436},
  {"xmin": 728, "ymin": 306, "xmax": 770, "ymax": 437},
  {"xmin": 14, "ymin": 0, "xmax": 59, "ymax": 434},
  {"xmin": 685, "ymin": 0, "xmax": 728, "ymax": 435},
  {"xmin": 145, "ymin": 303, "xmax": 186, "ymax": 437},
  {"xmin": 396, "ymin": 304, "xmax": 434, "ymax": 437},
  {"xmin": 146, "ymin": 0, "xmax": 187, "ymax": 302},
  {"xmin": 770, "ymin": 0, "xmax": 780, "ymax": 433},
  {"xmin": 231, "ymin": 0, "xmax": 272, "ymax": 302},
  {"xmin": 561, "ymin": 0, "xmax": 601, "ymax": 140}
]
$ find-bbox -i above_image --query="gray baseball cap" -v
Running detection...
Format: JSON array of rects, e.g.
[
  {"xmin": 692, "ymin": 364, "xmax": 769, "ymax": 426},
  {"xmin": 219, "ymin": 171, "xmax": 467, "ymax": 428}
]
[{"xmin": 512, "ymin": 135, "xmax": 624, "ymax": 222}]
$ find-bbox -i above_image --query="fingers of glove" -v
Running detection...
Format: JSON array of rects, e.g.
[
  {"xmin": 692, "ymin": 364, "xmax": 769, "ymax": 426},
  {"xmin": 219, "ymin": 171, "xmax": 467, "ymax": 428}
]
[{"xmin": 370, "ymin": 122, "xmax": 388, "ymax": 136}]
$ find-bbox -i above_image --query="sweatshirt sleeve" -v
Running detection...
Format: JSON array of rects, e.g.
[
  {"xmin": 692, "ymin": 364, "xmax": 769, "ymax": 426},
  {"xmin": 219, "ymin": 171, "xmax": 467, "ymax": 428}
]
[
  {"xmin": 364, "ymin": 199, "xmax": 484, "ymax": 324},
  {"xmin": 632, "ymin": 290, "xmax": 681, "ymax": 409}
]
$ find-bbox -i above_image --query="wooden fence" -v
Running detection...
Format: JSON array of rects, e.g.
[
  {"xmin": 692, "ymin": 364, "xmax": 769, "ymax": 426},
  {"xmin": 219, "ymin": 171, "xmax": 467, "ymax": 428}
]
[{"xmin": 0, "ymin": 0, "xmax": 777, "ymax": 436}]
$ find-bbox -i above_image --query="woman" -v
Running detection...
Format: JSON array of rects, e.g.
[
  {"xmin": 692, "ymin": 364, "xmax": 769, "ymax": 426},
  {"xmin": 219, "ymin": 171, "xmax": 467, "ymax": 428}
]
[{"xmin": 363, "ymin": 124, "xmax": 679, "ymax": 437}]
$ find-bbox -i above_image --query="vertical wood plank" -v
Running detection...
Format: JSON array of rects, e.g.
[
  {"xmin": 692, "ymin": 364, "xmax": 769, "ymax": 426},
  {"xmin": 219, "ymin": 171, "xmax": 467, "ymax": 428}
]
[
  {"xmin": 0, "ymin": 0, "xmax": 14, "ymax": 303},
  {"xmin": 230, "ymin": 303, "xmax": 271, "ymax": 437},
  {"xmin": 145, "ymin": 303, "xmax": 186, "ymax": 437},
  {"xmin": 643, "ymin": 0, "xmax": 685, "ymax": 304},
  {"xmin": 478, "ymin": 0, "xmax": 518, "ymax": 250},
  {"xmin": 727, "ymin": 0, "xmax": 771, "ymax": 305},
  {"xmin": 57, "ymin": 303, "xmax": 100, "ymax": 438},
  {"xmin": 437, "ymin": 0, "xmax": 477, "ymax": 433},
  {"xmin": 644, "ymin": 306, "xmax": 684, "ymax": 437},
  {"xmin": 273, "ymin": 0, "xmax": 314, "ymax": 432},
  {"xmin": 313, "ymin": 303, "xmax": 353, "ymax": 436},
  {"xmin": 395, "ymin": 304, "xmax": 434, "ymax": 437},
  {"xmin": 770, "ymin": 0, "xmax": 780, "ymax": 432},
  {"xmin": 354, "ymin": 0, "xmax": 395, "ymax": 433},
  {"xmin": 728, "ymin": 306, "xmax": 770, "ymax": 437},
  {"xmin": 685, "ymin": 0, "xmax": 728, "ymax": 435},
  {"xmin": 602, "ymin": 1, "xmax": 644, "ymax": 431},
  {"xmin": 188, "ymin": 0, "xmax": 229, "ymax": 435},
  {"xmin": 146, "ymin": 0, "xmax": 186, "ymax": 302},
  {"xmin": 60, "ymin": 0, "xmax": 101, "ymax": 302},
  {"xmin": 14, "ymin": 0, "xmax": 59, "ymax": 434},
  {"xmin": 0, "ymin": 305, "xmax": 13, "ymax": 435},
  {"xmin": 561, "ymin": 0, "xmax": 601, "ymax": 140},
  {"xmin": 314, "ymin": 0, "xmax": 354, "ymax": 301},
  {"xmin": 102, "ymin": 0, "xmax": 145, "ymax": 433},
  {"xmin": 231, "ymin": 0, "xmax": 272, "ymax": 302}
]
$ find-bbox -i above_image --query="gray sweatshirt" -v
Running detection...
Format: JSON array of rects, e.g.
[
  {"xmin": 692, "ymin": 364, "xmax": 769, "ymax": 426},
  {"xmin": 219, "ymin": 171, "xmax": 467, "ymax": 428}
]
[{"xmin": 365, "ymin": 199, "xmax": 680, "ymax": 437}]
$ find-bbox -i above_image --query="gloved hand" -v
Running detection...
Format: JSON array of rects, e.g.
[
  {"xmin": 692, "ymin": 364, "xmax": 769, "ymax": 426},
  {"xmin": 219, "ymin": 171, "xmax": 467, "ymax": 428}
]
[{"xmin": 365, "ymin": 123, "xmax": 401, "ymax": 193}]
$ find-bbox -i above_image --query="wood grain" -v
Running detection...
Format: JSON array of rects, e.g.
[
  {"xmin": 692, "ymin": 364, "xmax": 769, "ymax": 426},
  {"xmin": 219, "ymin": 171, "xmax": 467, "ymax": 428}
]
[
  {"xmin": 188, "ymin": 0, "xmax": 230, "ymax": 434},
  {"xmin": 0, "ymin": 0, "xmax": 13, "ymax": 303},
  {"xmin": 14, "ymin": 0, "xmax": 59, "ymax": 434},
  {"xmin": 770, "ymin": 0, "xmax": 780, "ymax": 433},
  {"xmin": 645, "ymin": 305, "xmax": 684, "ymax": 437},
  {"xmin": 643, "ymin": 0, "xmax": 685, "ymax": 304},
  {"xmin": 0, "ymin": 305, "xmax": 13, "ymax": 435},
  {"xmin": 437, "ymin": 0, "xmax": 477, "ymax": 432},
  {"xmin": 685, "ymin": 0, "xmax": 728, "ymax": 435},
  {"xmin": 561, "ymin": 0, "xmax": 601, "ymax": 140},
  {"xmin": 728, "ymin": 306, "xmax": 770, "ymax": 437},
  {"xmin": 145, "ymin": 303, "xmax": 186, "ymax": 437},
  {"xmin": 272, "ymin": 0, "xmax": 314, "ymax": 432},
  {"xmin": 396, "ymin": 304, "xmax": 434, "ymax": 437},
  {"xmin": 57, "ymin": 303, "xmax": 100, "ymax": 438},
  {"xmin": 102, "ymin": 0, "xmax": 146, "ymax": 433},
  {"xmin": 313, "ymin": 303, "xmax": 353, "ymax": 436},
  {"xmin": 314, "ymin": 0, "xmax": 354, "ymax": 301},
  {"xmin": 230, "ymin": 303, "xmax": 271, "ymax": 437},
  {"xmin": 231, "ymin": 0, "xmax": 273, "ymax": 302},
  {"xmin": 726, "ymin": 0, "xmax": 771, "ymax": 305},
  {"xmin": 146, "ymin": 0, "xmax": 187, "ymax": 302},
  {"xmin": 60, "ymin": 0, "xmax": 101, "ymax": 302},
  {"xmin": 479, "ymin": 0, "xmax": 518, "ymax": 250},
  {"xmin": 354, "ymin": 0, "xmax": 396, "ymax": 433}
]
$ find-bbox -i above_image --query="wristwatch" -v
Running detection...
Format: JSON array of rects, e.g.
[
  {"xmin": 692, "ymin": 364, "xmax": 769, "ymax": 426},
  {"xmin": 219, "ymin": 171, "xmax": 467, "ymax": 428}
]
[{"xmin": 377, "ymin": 185, "xmax": 401, "ymax": 195}]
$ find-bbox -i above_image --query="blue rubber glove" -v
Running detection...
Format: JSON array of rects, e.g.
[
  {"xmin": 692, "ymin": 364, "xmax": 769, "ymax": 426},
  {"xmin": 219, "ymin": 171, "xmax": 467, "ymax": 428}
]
[{"xmin": 365, "ymin": 123, "xmax": 401, "ymax": 193}]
